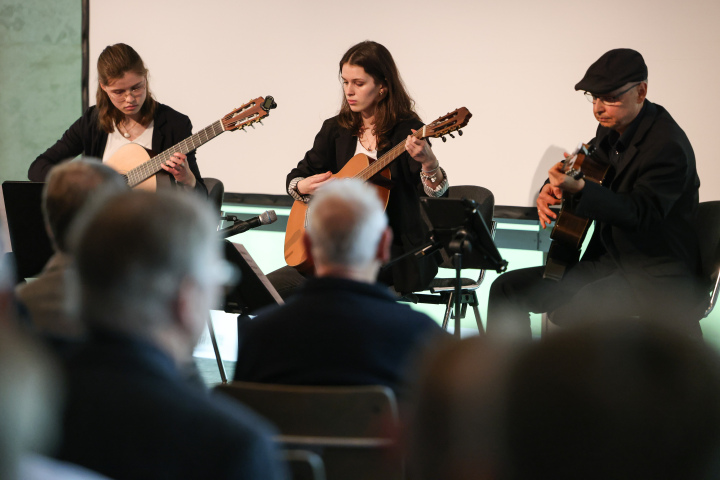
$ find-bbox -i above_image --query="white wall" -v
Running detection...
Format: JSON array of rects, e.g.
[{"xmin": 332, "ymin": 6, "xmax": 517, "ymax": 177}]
[{"xmin": 89, "ymin": 0, "xmax": 720, "ymax": 206}]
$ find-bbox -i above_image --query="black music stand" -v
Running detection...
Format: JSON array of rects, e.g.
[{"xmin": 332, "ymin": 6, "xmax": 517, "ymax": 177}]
[
  {"xmin": 215, "ymin": 241, "xmax": 283, "ymax": 382},
  {"xmin": 420, "ymin": 197, "xmax": 507, "ymax": 337},
  {"xmin": 2, "ymin": 181, "xmax": 54, "ymax": 282}
]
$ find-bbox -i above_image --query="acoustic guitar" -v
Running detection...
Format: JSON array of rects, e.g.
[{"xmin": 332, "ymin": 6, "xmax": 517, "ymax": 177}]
[
  {"xmin": 283, "ymin": 107, "xmax": 472, "ymax": 271},
  {"xmin": 105, "ymin": 96, "xmax": 277, "ymax": 190},
  {"xmin": 543, "ymin": 142, "xmax": 610, "ymax": 281}
]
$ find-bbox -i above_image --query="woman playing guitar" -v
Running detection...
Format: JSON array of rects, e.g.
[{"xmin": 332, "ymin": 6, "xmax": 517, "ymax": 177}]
[
  {"xmin": 29, "ymin": 43, "xmax": 206, "ymax": 196},
  {"xmin": 268, "ymin": 40, "xmax": 449, "ymax": 298}
]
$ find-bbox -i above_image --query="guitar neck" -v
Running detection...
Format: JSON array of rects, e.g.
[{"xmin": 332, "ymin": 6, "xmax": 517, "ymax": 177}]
[
  {"xmin": 126, "ymin": 120, "xmax": 225, "ymax": 187},
  {"xmin": 355, "ymin": 129, "xmax": 423, "ymax": 181}
]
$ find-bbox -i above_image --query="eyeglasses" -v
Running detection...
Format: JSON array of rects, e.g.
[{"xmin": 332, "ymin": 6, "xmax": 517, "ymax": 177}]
[
  {"xmin": 106, "ymin": 81, "xmax": 146, "ymax": 100},
  {"xmin": 584, "ymin": 83, "xmax": 642, "ymax": 105}
]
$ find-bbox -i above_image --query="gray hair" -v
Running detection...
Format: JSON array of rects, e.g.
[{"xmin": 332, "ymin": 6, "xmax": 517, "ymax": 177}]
[
  {"xmin": 69, "ymin": 189, "xmax": 221, "ymax": 334},
  {"xmin": 306, "ymin": 179, "xmax": 388, "ymax": 268},
  {"xmin": 43, "ymin": 158, "xmax": 128, "ymax": 252}
]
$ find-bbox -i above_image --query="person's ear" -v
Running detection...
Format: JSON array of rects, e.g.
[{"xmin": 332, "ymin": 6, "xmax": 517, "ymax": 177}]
[
  {"xmin": 376, "ymin": 227, "xmax": 393, "ymax": 263},
  {"xmin": 636, "ymin": 82, "xmax": 648, "ymax": 103},
  {"xmin": 302, "ymin": 231, "xmax": 315, "ymax": 265}
]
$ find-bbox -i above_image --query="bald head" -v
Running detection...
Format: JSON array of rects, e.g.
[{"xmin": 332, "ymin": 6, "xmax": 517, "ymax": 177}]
[{"xmin": 306, "ymin": 179, "xmax": 389, "ymax": 277}]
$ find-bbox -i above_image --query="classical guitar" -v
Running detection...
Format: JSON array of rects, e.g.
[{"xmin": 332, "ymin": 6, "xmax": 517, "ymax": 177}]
[
  {"xmin": 105, "ymin": 96, "xmax": 277, "ymax": 191},
  {"xmin": 543, "ymin": 142, "xmax": 610, "ymax": 281},
  {"xmin": 284, "ymin": 107, "xmax": 472, "ymax": 271}
]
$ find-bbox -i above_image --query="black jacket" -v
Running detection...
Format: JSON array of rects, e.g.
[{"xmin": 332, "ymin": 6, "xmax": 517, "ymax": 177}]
[{"xmin": 29, "ymin": 103, "xmax": 207, "ymax": 196}]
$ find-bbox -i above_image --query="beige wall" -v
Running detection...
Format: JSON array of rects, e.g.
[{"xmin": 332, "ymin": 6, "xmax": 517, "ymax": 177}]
[{"xmin": 89, "ymin": 0, "xmax": 720, "ymax": 206}]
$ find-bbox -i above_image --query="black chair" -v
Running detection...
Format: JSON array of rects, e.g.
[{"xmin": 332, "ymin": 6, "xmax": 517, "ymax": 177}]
[
  {"xmin": 695, "ymin": 201, "xmax": 720, "ymax": 319},
  {"xmin": 404, "ymin": 185, "xmax": 495, "ymax": 335},
  {"xmin": 214, "ymin": 382, "xmax": 402, "ymax": 480},
  {"xmin": 283, "ymin": 450, "xmax": 327, "ymax": 480}
]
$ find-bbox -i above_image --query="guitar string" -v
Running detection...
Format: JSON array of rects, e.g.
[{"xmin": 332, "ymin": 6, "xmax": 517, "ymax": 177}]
[
  {"xmin": 127, "ymin": 120, "xmax": 224, "ymax": 187},
  {"xmin": 352, "ymin": 112, "xmax": 464, "ymax": 181}
]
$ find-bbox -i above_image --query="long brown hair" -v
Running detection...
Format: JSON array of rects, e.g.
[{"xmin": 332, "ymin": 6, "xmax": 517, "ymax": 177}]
[
  {"xmin": 337, "ymin": 41, "xmax": 419, "ymax": 151},
  {"xmin": 96, "ymin": 43, "xmax": 157, "ymax": 134}
]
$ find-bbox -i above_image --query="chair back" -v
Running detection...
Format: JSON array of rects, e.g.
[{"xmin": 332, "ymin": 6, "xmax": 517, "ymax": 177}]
[
  {"xmin": 203, "ymin": 177, "xmax": 225, "ymax": 218},
  {"xmin": 434, "ymin": 185, "xmax": 495, "ymax": 270},
  {"xmin": 694, "ymin": 201, "xmax": 720, "ymax": 283},
  {"xmin": 214, "ymin": 382, "xmax": 402, "ymax": 480},
  {"xmin": 283, "ymin": 450, "xmax": 326, "ymax": 480}
]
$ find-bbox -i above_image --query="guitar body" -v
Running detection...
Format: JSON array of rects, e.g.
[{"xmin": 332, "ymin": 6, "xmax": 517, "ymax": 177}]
[
  {"xmin": 544, "ymin": 143, "xmax": 610, "ymax": 281},
  {"xmin": 104, "ymin": 143, "xmax": 172, "ymax": 191},
  {"xmin": 284, "ymin": 153, "xmax": 391, "ymax": 271}
]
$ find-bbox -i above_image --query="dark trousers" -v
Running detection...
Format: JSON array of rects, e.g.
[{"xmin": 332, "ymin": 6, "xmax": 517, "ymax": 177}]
[{"xmin": 486, "ymin": 255, "xmax": 704, "ymax": 339}]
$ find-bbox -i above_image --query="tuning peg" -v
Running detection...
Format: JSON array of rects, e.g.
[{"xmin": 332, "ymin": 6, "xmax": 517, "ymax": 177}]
[
  {"xmin": 458, "ymin": 130, "xmax": 463, "ymax": 136},
  {"xmin": 441, "ymin": 136, "xmax": 447, "ymax": 143},
  {"xmin": 449, "ymin": 133, "xmax": 455, "ymax": 139}
]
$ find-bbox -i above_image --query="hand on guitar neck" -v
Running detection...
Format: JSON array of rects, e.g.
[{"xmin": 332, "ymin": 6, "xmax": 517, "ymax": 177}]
[{"xmin": 160, "ymin": 152, "xmax": 196, "ymax": 188}]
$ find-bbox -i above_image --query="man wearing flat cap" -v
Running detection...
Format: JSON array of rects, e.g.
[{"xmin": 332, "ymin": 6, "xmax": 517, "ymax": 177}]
[{"xmin": 487, "ymin": 48, "xmax": 706, "ymax": 339}]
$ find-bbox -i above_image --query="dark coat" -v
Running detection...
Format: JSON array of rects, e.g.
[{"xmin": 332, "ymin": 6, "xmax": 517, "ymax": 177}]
[
  {"xmin": 233, "ymin": 277, "xmax": 445, "ymax": 395},
  {"xmin": 578, "ymin": 101, "xmax": 702, "ymax": 284},
  {"xmin": 29, "ymin": 103, "xmax": 207, "ymax": 196},
  {"xmin": 57, "ymin": 330, "xmax": 287, "ymax": 480}
]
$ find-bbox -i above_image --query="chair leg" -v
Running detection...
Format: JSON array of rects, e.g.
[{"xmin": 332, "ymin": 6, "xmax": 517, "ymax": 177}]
[
  {"xmin": 471, "ymin": 292, "xmax": 484, "ymax": 335},
  {"xmin": 441, "ymin": 293, "xmax": 454, "ymax": 330},
  {"xmin": 207, "ymin": 315, "xmax": 227, "ymax": 384}
]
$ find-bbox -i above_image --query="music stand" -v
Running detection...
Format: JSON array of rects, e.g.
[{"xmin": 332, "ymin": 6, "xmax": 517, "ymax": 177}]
[
  {"xmin": 222, "ymin": 241, "xmax": 283, "ymax": 315},
  {"xmin": 2, "ymin": 181, "xmax": 54, "ymax": 282},
  {"xmin": 420, "ymin": 197, "xmax": 507, "ymax": 337}
]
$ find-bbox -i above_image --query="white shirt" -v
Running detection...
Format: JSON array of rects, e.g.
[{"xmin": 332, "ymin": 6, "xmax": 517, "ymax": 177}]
[{"xmin": 102, "ymin": 121, "xmax": 154, "ymax": 162}]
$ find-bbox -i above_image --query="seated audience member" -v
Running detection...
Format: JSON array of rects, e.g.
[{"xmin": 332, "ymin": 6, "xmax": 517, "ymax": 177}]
[
  {"xmin": 56, "ymin": 189, "xmax": 288, "ymax": 480},
  {"xmin": 15, "ymin": 159, "xmax": 127, "ymax": 341},
  {"xmin": 1, "ymin": 233, "xmax": 109, "ymax": 480},
  {"xmin": 408, "ymin": 321, "xmax": 720, "ymax": 480},
  {"xmin": 233, "ymin": 179, "xmax": 445, "ymax": 394},
  {"xmin": 406, "ymin": 336, "xmax": 519, "ymax": 480},
  {"xmin": 503, "ymin": 320, "xmax": 720, "ymax": 480}
]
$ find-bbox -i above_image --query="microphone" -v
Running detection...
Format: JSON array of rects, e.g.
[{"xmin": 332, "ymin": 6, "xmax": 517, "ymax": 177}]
[{"xmin": 218, "ymin": 210, "xmax": 278, "ymax": 238}]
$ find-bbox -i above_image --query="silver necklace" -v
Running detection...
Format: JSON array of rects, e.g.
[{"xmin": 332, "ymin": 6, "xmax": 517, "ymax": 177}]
[{"xmin": 121, "ymin": 120, "xmax": 137, "ymax": 139}]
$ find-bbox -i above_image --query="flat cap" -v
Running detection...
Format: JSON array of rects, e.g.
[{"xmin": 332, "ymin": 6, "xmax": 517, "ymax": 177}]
[{"xmin": 575, "ymin": 48, "xmax": 648, "ymax": 94}]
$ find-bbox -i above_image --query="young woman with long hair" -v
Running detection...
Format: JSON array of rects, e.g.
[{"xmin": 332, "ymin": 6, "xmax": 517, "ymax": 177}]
[
  {"xmin": 268, "ymin": 40, "xmax": 449, "ymax": 297},
  {"xmin": 30, "ymin": 43, "xmax": 206, "ymax": 195}
]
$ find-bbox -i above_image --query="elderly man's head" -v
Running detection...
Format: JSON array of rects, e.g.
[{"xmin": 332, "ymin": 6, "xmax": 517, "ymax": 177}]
[
  {"xmin": 69, "ymin": 189, "xmax": 228, "ymax": 357},
  {"xmin": 43, "ymin": 159, "xmax": 128, "ymax": 252},
  {"xmin": 305, "ymin": 179, "xmax": 391, "ymax": 280}
]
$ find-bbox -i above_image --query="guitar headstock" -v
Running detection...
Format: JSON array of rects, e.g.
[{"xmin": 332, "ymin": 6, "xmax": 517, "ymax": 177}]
[
  {"xmin": 420, "ymin": 107, "xmax": 472, "ymax": 140},
  {"xmin": 222, "ymin": 96, "xmax": 277, "ymax": 132}
]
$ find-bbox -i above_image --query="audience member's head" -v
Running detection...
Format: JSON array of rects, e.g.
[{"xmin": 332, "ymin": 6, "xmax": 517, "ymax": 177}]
[
  {"xmin": 503, "ymin": 320, "xmax": 720, "ymax": 480},
  {"xmin": 305, "ymin": 178, "xmax": 391, "ymax": 281},
  {"xmin": 69, "ymin": 189, "xmax": 228, "ymax": 362},
  {"xmin": 408, "ymin": 321, "xmax": 720, "ymax": 480},
  {"xmin": 407, "ymin": 336, "xmax": 520, "ymax": 480},
  {"xmin": 43, "ymin": 159, "xmax": 128, "ymax": 253}
]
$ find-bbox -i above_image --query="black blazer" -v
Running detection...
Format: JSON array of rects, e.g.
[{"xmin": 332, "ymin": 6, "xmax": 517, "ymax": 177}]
[
  {"xmin": 29, "ymin": 103, "xmax": 207, "ymax": 196},
  {"xmin": 234, "ymin": 277, "xmax": 446, "ymax": 396},
  {"xmin": 287, "ymin": 116, "xmax": 439, "ymax": 292}
]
